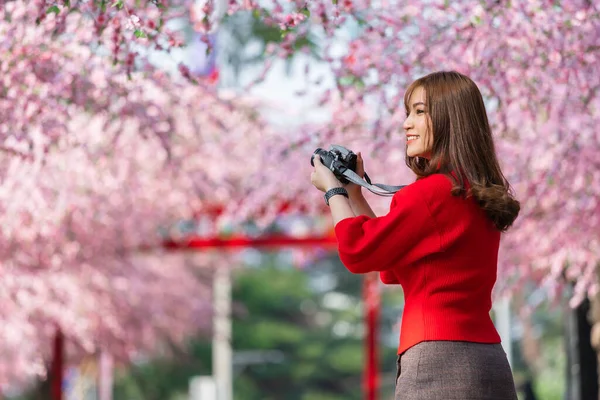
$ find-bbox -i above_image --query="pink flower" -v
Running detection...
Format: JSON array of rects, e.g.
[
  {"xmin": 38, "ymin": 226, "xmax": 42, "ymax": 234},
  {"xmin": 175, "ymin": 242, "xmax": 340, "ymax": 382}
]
[{"xmin": 125, "ymin": 15, "xmax": 141, "ymax": 31}]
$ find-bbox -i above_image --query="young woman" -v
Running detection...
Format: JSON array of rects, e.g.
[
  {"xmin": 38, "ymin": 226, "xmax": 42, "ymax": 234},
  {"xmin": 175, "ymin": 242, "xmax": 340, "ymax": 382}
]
[{"xmin": 311, "ymin": 71, "xmax": 520, "ymax": 399}]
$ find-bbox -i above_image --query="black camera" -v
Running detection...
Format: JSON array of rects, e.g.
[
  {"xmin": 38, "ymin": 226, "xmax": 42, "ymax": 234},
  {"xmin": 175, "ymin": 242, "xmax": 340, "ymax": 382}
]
[
  {"xmin": 310, "ymin": 145, "xmax": 357, "ymax": 184},
  {"xmin": 311, "ymin": 144, "xmax": 405, "ymax": 196}
]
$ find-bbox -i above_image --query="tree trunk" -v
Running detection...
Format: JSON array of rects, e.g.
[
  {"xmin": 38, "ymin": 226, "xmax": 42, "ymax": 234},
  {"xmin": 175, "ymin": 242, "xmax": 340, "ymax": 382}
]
[
  {"xmin": 577, "ymin": 298, "xmax": 598, "ymax": 399},
  {"xmin": 589, "ymin": 265, "xmax": 600, "ymax": 400},
  {"xmin": 50, "ymin": 328, "xmax": 64, "ymax": 400},
  {"xmin": 565, "ymin": 280, "xmax": 598, "ymax": 400}
]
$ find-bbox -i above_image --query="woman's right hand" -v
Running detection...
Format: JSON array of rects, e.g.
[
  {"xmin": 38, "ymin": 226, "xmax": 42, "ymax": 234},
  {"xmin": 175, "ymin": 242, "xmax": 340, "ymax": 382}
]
[{"xmin": 344, "ymin": 151, "xmax": 365, "ymax": 198}]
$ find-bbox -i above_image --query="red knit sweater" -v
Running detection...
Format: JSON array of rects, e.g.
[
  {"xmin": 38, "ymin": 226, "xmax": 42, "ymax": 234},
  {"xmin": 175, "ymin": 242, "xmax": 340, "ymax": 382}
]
[{"xmin": 334, "ymin": 173, "xmax": 501, "ymax": 354}]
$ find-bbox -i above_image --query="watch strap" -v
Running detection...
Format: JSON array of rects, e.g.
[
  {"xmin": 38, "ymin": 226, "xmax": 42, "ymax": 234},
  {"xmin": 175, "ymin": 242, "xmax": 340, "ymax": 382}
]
[{"xmin": 324, "ymin": 187, "xmax": 349, "ymax": 205}]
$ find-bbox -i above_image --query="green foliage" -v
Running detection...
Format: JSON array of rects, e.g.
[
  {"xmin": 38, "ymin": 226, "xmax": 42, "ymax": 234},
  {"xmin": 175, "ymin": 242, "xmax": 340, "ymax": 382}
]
[
  {"xmin": 533, "ymin": 336, "xmax": 565, "ymax": 400},
  {"xmin": 231, "ymin": 260, "xmax": 364, "ymax": 400},
  {"xmin": 510, "ymin": 294, "xmax": 567, "ymax": 400},
  {"xmin": 46, "ymin": 6, "xmax": 60, "ymax": 15}
]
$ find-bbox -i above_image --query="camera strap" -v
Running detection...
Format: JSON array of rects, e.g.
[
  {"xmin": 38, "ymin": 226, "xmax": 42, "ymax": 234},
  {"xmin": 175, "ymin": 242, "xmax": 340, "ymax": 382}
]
[{"xmin": 331, "ymin": 160, "xmax": 406, "ymax": 196}]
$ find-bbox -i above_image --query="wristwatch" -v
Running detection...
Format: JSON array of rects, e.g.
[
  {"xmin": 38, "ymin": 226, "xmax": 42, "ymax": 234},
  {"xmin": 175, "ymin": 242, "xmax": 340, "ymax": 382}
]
[{"xmin": 324, "ymin": 187, "xmax": 349, "ymax": 205}]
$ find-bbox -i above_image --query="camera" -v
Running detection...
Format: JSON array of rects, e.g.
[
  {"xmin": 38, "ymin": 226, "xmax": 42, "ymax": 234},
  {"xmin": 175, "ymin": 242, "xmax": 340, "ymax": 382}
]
[
  {"xmin": 311, "ymin": 144, "xmax": 405, "ymax": 196},
  {"xmin": 310, "ymin": 145, "xmax": 357, "ymax": 184}
]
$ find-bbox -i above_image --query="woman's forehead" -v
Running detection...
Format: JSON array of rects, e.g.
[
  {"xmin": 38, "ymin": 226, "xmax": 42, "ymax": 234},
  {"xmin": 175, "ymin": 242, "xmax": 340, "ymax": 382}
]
[{"xmin": 409, "ymin": 86, "xmax": 425, "ymax": 102}]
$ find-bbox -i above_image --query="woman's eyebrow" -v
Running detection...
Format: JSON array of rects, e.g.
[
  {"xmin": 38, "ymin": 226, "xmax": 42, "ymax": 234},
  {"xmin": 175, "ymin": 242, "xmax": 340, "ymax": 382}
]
[{"xmin": 412, "ymin": 101, "xmax": 425, "ymax": 108}]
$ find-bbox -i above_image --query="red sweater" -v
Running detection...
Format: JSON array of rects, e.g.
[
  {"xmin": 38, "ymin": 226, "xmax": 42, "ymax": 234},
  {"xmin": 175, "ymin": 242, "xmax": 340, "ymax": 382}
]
[{"xmin": 334, "ymin": 173, "xmax": 501, "ymax": 354}]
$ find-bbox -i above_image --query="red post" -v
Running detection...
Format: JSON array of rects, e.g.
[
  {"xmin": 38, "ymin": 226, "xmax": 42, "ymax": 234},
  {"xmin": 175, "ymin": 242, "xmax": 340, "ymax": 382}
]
[
  {"xmin": 50, "ymin": 328, "xmax": 64, "ymax": 400},
  {"xmin": 364, "ymin": 273, "xmax": 380, "ymax": 400}
]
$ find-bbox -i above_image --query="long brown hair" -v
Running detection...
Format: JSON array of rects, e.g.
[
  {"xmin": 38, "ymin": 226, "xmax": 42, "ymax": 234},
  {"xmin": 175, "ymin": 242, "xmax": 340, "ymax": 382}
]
[{"xmin": 404, "ymin": 71, "xmax": 520, "ymax": 231}]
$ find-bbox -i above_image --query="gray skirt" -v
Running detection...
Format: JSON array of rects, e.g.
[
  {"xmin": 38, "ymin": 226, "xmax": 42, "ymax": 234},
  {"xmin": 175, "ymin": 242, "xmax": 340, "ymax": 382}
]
[{"xmin": 395, "ymin": 341, "xmax": 517, "ymax": 400}]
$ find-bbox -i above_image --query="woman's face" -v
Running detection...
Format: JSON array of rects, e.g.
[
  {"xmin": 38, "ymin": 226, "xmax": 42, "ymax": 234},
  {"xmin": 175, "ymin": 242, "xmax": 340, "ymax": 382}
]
[{"xmin": 403, "ymin": 86, "xmax": 432, "ymax": 159}]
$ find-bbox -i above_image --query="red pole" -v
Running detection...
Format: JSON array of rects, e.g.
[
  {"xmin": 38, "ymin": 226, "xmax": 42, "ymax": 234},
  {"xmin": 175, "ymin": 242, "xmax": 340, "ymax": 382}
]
[
  {"xmin": 163, "ymin": 233, "xmax": 338, "ymax": 250},
  {"xmin": 50, "ymin": 328, "xmax": 64, "ymax": 400},
  {"xmin": 363, "ymin": 273, "xmax": 380, "ymax": 400}
]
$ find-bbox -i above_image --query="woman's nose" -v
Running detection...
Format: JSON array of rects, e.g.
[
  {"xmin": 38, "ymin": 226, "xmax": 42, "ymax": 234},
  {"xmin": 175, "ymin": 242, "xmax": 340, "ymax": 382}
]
[{"xmin": 403, "ymin": 116, "xmax": 412, "ymax": 131}]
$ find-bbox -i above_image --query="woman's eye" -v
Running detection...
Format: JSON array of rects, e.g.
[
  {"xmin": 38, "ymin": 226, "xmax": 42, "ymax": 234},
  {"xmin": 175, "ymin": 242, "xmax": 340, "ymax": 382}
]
[{"xmin": 416, "ymin": 109, "xmax": 425, "ymax": 115}]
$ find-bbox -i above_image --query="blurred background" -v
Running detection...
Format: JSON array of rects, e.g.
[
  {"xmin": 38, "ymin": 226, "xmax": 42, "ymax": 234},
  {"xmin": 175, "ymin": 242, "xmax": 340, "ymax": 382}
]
[{"xmin": 1, "ymin": 1, "xmax": 598, "ymax": 400}]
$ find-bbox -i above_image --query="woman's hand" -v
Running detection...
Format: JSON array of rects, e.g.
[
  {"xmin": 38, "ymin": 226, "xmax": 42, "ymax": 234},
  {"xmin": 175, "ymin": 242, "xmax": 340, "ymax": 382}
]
[
  {"xmin": 311, "ymin": 154, "xmax": 356, "ymax": 224},
  {"xmin": 311, "ymin": 152, "xmax": 366, "ymax": 194},
  {"xmin": 311, "ymin": 155, "xmax": 343, "ymax": 192}
]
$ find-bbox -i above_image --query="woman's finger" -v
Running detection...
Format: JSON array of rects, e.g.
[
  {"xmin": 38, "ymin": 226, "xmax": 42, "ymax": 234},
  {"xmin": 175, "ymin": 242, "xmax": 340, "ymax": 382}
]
[
  {"xmin": 314, "ymin": 156, "xmax": 328, "ymax": 173},
  {"xmin": 313, "ymin": 155, "xmax": 323, "ymax": 169},
  {"xmin": 356, "ymin": 152, "xmax": 365, "ymax": 176}
]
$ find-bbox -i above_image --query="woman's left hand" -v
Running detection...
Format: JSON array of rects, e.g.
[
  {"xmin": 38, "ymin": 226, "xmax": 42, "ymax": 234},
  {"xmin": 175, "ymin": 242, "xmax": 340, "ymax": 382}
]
[{"xmin": 311, "ymin": 155, "xmax": 343, "ymax": 192}]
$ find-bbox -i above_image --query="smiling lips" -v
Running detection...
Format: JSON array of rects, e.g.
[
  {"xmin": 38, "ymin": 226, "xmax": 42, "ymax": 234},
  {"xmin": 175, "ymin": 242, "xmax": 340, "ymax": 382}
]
[{"xmin": 407, "ymin": 135, "xmax": 419, "ymax": 143}]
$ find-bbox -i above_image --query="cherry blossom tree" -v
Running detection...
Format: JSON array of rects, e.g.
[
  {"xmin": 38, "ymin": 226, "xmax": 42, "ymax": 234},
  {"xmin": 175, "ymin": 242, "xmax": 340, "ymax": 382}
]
[
  {"xmin": 0, "ymin": 0, "xmax": 280, "ymax": 387},
  {"xmin": 0, "ymin": 89, "xmax": 276, "ymax": 386}
]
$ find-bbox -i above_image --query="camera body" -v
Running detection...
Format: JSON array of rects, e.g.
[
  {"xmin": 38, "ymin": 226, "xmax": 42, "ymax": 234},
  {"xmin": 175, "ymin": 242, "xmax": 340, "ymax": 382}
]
[{"xmin": 311, "ymin": 145, "xmax": 357, "ymax": 184}]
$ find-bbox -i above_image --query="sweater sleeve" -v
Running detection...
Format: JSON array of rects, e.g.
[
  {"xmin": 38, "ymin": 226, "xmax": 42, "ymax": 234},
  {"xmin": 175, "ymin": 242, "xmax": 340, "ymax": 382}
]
[{"xmin": 334, "ymin": 182, "xmax": 441, "ymax": 275}]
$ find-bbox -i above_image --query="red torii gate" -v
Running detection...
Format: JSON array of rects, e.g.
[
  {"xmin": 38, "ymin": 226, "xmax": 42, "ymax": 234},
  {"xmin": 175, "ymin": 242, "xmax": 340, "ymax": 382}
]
[
  {"xmin": 163, "ymin": 202, "xmax": 381, "ymax": 400},
  {"xmin": 49, "ymin": 202, "xmax": 381, "ymax": 400}
]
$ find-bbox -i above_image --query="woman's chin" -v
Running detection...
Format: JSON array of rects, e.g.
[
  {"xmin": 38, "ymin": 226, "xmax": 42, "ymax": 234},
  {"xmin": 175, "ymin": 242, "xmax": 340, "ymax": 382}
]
[
  {"xmin": 406, "ymin": 146, "xmax": 430, "ymax": 159},
  {"xmin": 406, "ymin": 149, "xmax": 420, "ymax": 158}
]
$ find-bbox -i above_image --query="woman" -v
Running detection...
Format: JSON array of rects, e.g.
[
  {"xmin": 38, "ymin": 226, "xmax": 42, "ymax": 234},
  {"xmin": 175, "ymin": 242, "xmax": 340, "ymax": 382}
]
[{"xmin": 311, "ymin": 71, "xmax": 520, "ymax": 399}]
